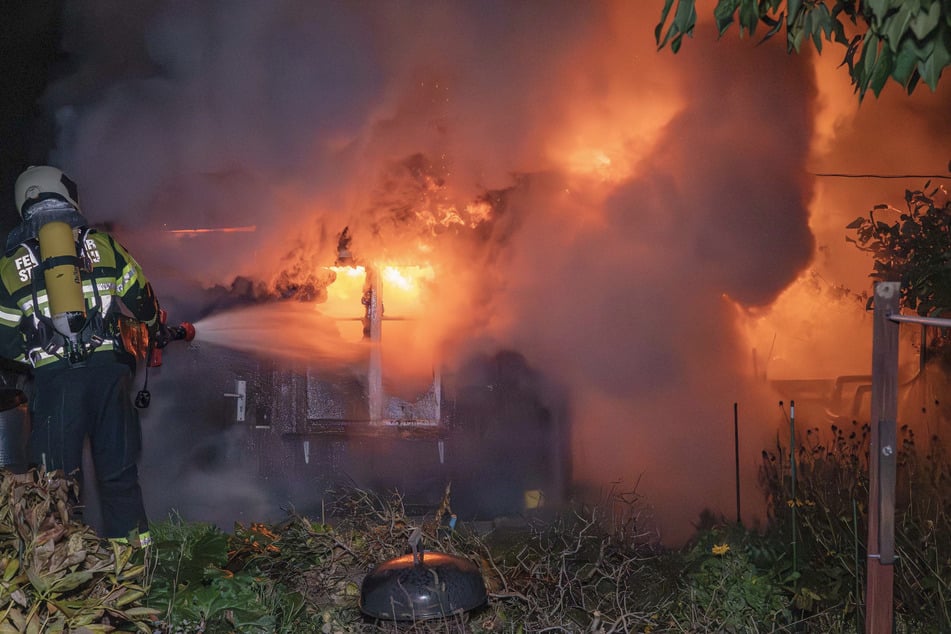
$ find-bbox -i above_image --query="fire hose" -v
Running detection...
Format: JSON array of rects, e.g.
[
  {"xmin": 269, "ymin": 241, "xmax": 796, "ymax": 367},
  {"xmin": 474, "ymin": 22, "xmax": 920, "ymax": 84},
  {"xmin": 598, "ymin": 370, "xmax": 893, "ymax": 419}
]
[{"xmin": 135, "ymin": 309, "xmax": 196, "ymax": 409}]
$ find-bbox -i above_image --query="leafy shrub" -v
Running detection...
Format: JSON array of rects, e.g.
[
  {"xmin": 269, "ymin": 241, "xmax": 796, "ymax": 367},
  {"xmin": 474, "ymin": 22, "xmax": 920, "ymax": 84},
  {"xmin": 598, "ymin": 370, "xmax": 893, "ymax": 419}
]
[
  {"xmin": 146, "ymin": 512, "xmax": 276, "ymax": 633},
  {"xmin": 675, "ymin": 524, "xmax": 791, "ymax": 631},
  {"xmin": 0, "ymin": 468, "xmax": 158, "ymax": 633},
  {"xmin": 847, "ymin": 187, "xmax": 951, "ymax": 319},
  {"xmin": 228, "ymin": 517, "xmax": 354, "ymax": 633}
]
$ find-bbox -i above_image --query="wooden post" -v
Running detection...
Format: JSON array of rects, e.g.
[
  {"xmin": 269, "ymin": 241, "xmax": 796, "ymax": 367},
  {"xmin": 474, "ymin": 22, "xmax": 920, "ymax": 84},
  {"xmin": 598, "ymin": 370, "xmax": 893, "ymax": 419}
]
[{"xmin": 866, "ymin": 281, "xmax": 899, "ymax": 634}]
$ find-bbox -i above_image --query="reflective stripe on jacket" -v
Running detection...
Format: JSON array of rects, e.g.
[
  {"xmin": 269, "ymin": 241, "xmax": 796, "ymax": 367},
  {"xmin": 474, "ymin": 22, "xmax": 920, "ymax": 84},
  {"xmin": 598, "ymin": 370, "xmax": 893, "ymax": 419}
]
[{"xmin": 0, "ymin": 230, "xmax": 158, "ymax": 367}]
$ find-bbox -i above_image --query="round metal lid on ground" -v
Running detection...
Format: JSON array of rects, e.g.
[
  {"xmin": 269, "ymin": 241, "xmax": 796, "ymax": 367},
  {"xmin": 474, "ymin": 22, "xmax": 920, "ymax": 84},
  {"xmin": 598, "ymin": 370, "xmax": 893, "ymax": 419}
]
[{"xmin": 359, "ymin": 548, "xmax": 488, "ymax": 621}]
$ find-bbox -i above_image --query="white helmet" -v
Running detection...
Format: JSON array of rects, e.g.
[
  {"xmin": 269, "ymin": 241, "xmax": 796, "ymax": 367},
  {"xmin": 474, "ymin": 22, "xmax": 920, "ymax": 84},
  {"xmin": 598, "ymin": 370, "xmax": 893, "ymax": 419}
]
[{"xmin": 14, "ymin": 165, "xmax": 81, "ymax": 219}]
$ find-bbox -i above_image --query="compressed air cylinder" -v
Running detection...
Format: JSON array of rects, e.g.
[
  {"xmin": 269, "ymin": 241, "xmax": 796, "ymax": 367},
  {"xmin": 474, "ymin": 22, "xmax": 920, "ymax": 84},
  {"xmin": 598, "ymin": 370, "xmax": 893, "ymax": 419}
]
[{"xmin": 37, "ymin": 221, "xmax": 86, "ymax": 334}]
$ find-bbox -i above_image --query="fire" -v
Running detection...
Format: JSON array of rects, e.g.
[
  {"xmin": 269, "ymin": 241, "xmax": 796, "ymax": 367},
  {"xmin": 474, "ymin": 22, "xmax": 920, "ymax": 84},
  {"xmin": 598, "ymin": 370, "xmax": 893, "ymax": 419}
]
[
  {"xmin": 558, "ymin": 143, "xmax": 631, "ymax": 183},
  {"xmin": 319, "ymin": 262, "xmax": 441, "ymax": 393},
  {"xmin": 543, "ymin": 3, "xmax": 684, "ymax": 185},
  {"xmin": 733, "ymin": 271, "xmax": 874, "ymax": 382},
  {"xmin": 382, "ymin": 267, "xmax": 411, "ymax": 290},
  {"xmin": 382, "ymin": 266, "xmax": 421, "ymax": 291},
  {"xmin": 323, "ymin": 266, "xmax": 367, "ymax": 327},
  {"xmin": 413, "ymin": 201, "xmax": 492, "ymax": 233},
  {"xmin": 323, "ymin": 264, "xmax": 435, "ymax": 342},
  {"xmin": 380, "ymin": 265, "xmax": 435, "ymax": 314}
]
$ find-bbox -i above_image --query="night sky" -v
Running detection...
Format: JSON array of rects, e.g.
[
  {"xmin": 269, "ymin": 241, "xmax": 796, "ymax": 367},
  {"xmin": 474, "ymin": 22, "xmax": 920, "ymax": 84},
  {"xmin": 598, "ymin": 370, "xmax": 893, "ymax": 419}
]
[{"xmin": 0, "ymin": 1, "xmax": 66, "ymax": 236}]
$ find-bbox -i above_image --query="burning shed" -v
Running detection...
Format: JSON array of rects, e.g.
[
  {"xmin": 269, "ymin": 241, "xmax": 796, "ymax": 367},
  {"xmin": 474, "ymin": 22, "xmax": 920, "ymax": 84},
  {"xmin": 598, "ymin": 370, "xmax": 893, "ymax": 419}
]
[{"xmin": 143, "ymin": 240, "xmax": 570, "ymax": 527}]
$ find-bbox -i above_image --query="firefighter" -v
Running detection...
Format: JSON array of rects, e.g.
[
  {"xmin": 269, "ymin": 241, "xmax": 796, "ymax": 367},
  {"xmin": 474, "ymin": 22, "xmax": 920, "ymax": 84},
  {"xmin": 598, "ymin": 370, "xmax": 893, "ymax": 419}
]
[{"xmin": 0, "ymin": 165, "xmax": 161, "ymax": 546}]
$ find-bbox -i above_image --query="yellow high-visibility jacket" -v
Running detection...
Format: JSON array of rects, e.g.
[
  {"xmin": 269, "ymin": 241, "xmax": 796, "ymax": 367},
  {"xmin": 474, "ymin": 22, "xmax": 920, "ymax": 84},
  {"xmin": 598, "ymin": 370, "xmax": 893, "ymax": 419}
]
[{"xmin": 0, "ymin": 229, "xmax": 159, "ymax": 368}]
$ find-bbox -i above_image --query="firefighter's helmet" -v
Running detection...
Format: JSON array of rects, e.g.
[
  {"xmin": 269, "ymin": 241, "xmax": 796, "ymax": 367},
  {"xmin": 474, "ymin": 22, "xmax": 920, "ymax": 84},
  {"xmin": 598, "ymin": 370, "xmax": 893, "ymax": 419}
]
[{"xmin": 14, "ymin": 165, "xmax": 81, "ymax": 219}]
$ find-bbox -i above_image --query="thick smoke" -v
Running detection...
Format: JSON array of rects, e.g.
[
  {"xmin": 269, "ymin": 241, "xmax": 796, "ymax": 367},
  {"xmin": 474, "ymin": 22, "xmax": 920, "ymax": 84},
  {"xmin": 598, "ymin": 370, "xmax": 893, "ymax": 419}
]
[
  {"xmin": 40, "ymin": 1, "xmax": 951, "ymax": 541},
  {"xmin": 746, "ymin": 39, "xmax": 951, "ymax": 390}
]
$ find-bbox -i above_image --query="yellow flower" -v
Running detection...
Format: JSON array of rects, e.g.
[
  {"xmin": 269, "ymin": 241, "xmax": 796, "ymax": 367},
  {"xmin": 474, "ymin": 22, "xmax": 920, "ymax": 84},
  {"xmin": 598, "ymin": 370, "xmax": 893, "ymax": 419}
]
[
  {"xmin": 786, "ymin": 498, "xmax": 814, "ymax": 507},
  {"xmin": 711, "ymin": 543, "xmax": 730, "ymax": 556}
]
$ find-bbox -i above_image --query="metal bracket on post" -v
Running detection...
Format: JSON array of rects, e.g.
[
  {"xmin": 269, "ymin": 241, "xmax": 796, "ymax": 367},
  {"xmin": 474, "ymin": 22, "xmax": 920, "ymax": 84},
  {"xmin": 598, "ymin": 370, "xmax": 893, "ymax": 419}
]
[
  {"xmin": 878, "ymin": 433, "xmax": 897, "ymax": 565},
  {"xmin": 223, "ymin": 379, "xmax": 247, "ymax": 423}
]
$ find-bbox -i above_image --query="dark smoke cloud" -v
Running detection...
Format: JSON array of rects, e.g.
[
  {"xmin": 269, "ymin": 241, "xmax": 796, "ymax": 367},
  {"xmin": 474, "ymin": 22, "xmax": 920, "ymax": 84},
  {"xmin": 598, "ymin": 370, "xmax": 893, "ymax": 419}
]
[{"xmin": 42, "ymin": 1, "xmax": 934, "ymax": 542}]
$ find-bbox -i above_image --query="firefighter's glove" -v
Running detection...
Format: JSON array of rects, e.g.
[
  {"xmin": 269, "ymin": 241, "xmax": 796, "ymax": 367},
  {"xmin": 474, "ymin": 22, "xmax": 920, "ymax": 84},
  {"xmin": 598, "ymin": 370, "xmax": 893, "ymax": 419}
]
[{"xmin": 153, "ymin": 324, "xmax": 172, "ymax": 349}]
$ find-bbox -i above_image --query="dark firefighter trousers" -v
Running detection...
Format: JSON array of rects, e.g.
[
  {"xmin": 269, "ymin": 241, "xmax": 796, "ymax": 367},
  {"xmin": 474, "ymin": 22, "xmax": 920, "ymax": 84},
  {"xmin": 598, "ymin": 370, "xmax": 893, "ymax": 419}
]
[{"xmin": 28, "ymin": 353, "xmax": 148, "ymax": 539}]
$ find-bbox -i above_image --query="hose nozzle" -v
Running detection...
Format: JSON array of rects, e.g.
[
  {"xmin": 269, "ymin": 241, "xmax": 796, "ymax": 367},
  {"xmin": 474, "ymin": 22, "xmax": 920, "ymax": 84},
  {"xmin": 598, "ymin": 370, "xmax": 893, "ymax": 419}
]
[
  {"xmin": 149, "ymin": 312, "xmax": 196, "ymax": 367},
  {"xmin": 167, "ymin": 322, "xmax": 196, "ymax": 343},
  {"xmin": 153, "ymin": 308, "xmax": 196, "ymax": 349},
  {"xmin": 141, "ymin": 314, "xmax": 196, "ymax": 402}
]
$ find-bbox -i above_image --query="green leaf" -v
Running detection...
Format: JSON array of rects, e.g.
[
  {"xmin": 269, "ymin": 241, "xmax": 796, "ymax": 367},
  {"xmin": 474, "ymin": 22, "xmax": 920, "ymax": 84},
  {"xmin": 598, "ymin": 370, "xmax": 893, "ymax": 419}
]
[
  {"xmin": 655, "ymin": 0, "xmax": 678, "ymax": 45},
  {"xmin": 791, "ymin": 21, "xmax": 808, "ymax": 52},
  {"xmin": 871, "ymin": 44, "xmax": 895, "ymax": 95},
  {"xmin": 26, "ymin": 568, "xmax": 49, "ymax": 595},
  {"xmin": 863, "ymin": 33, "xmax": 882, "ymax": 77},
  {"xmin": 738, "ymin": 0, "xmax": 759, "ymax": 36},
  {"xmin": 909, "ymin": 1, "xmax": 942, "ymax": 39},
  {"xmin": 816, "ymin": 3, "xmax": 834, "ymax": 39},
  {"xmin": 918, "ymin": 45, "xmax": 942, "ymax": 90},
  {"xmin": 47, "ymin": 570, "xmax": 93, "ymax": 594},
  {"xmin": 866, "ymin": 0, "xmax": 894, "ymax": 25},
  {"xmin": 714, "ymin": 0, "xmax": 740, "ymax": 35},
  {"xmin": 892, "ymin": 43, "xmax": 920, "ymax": 85},
  {"xmin": 831, "ymin": 16, "xmax": 850, "ymax": 46},
  {"xmin": 883, "ymin": 3, "xmax": 913, "ymax": 52},
  {"xmin": 924, "ymin": 27, "xmax": 951, "ymax": 89},
  {"xmin": 120, "ymin": 606, "xmax": 162, "ymax": 618},
  {"xmin": 667, "ymin": 0, "xmax": 699, "ymax": 53},
  {"xmin": 2, "ymin": 558, "xmax": 18, "ymax": 582},
  {"xmin": 857, "ymin": 33, "xmax": 883, "ymax": 97},
  {"xmin": 762, "ymin": 12, "xmax": 785, "ymax": 41},
  {"xmin": 787, "ymin": 0, "xmax": 803, "ymax": 27}
]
